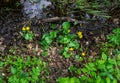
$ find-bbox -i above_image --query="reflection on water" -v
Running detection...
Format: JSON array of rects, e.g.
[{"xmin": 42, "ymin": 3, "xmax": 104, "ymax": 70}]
[{"xmin": 20, "ymin": 0, "xmax": 51, "ymax": 19}]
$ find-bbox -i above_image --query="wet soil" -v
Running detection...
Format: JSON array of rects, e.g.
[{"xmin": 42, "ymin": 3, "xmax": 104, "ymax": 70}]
[{"xmin": 0, "ymin": 5, "xmax": 120, "ymax": 82}]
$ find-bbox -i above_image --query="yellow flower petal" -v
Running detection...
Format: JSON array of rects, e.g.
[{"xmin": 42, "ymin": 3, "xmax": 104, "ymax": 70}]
[
  {"xmin": 22, "ymin": 27, "xmax": 26, "ymax": 31},
  {"xmin": 69, "ymin": 47, "xmax": 74, "ymax": 51},
  {"xmin": 79, "ymin": 35, "xmax": 83, "ymax": 39},
  {"xmin": 77, "ymin": 31, "xmax": 82, "ymax": 35},
  {"xmin": 68, "ymin": 29, "xmax": 70, "ymax": 33},
  {"xmin": 26, "ymin": 26, "xmax": 30, "ymax": 31},
  {"xmin": 77, "ymin": 31, "xmax": 83, "ymax": 39},
  {"xmin": 81, "ymin": 52, "xmax": 86, "ymax": 56}
]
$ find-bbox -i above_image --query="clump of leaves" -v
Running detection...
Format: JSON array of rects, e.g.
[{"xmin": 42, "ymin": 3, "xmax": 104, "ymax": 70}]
[
  {"xmin": 70, "ymin": 52, "xmax": 120, "ymax": 83},
  {"xmin": 57, "ymin": 77, "xmax": 80, "ymax": 83},
  {"xmin": 1, "ymin": 56, "xmax": 48, "ymax": 83},
  {"xmin": 39, "ymin": 21, "xmax": 82, "ymax": 58},
  {"xmin": 39, "ymin": 21, "xmax": 80, "ymax": 58},
  {"xmin": 107, "ymin": 28, "xmax": 120, "ymax": 46},
  {"xmin": 40, "ymin": 31, "xmax": 57, "ymax": 50},
  {"xmin": 21, "ymin": 26, "xmax": 34, "ymax": 41},
  {"xmin": 0, "ymin": 61, "xmax": 5, "ymax": 83},
  {"xmin": 58, "ymin": 22, "xmax": 79, "ymax": 58}
]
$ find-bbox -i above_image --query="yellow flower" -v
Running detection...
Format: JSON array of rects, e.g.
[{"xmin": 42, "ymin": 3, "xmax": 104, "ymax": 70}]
[
  {"xmin": 26, "ymin": 26, "xmax": 30, "ymax": 31},
  {"xmin": 77, "ymin": 31, "xmax": 83, "ymax": 39},
  {"xmin": 22, "ymin": 27, "xmax": 26, "ymax": 31},
  {"xmin": 77, "ymin": 31, "xmax": 82, "ymax": 35},
  {"xmin": 81, "ymin": 52, "xmax": 86, "ymax": 56},
  {"xmin": 22, "ymin": 26, "xmax": 30, "ymax": 31},
  {"xmin": 79, "ymin": 35, "xmax": 83, "ymax": 39},
  {"xmin": 69, "ymin": 47, "xmax": 74, "ymax": 51},
  {"xmin": 68, "ymin": 29, "xmax": 70, "ymax": 33}
]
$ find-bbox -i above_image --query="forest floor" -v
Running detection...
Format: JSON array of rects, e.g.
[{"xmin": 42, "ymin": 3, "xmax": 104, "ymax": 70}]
[{"xmin": 0, "ymin": 6, "xmax": 120, "ymax": 83}]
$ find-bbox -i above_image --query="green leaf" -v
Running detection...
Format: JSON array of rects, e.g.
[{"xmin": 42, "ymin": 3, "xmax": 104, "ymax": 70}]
[
  {"xmin": 67, "ymin": 41, "xmax": 79, "ymax": 49},
  {"xmin": 57, "ymin": 77, "xmax": 80, "ymax": 83},
  {"xmin": 113, "ymin": 79, "xmax": 117, "ymax": 83},
  {"xmin": 70, "ymin": 77, "xmax": 74, "ymax": 83},
  {"xmin": 75, "ymin": 55, "xmax": 83, "ymax": 62},
  {"xmin": 61, "ymin": 48, "xmax": 73, "ymax": 58},
  {"xmin": 88, "ymin": 62, "xmax": 95, "ymax": 67},
  {"xmin": 96, "ymin": 76, "xmax": 102, "ymax": 83},
  {"xmin": 97, "ymin": 60, "xmax": 105, "ymax": 64},
  {"xmin": 24, "ymin": 32, "xmax": 34, "ymax": 40},
  {"xmin": 117, "ymin": 61, "xmax": 120, "ymax": 66},
  {"xmin": 50, "ymin": 31, "xmax": 57, "ymax": 39},
  {"xmin": 106, "ymin": 77, "xmax": 111, "ymax": 83},
  {"xmin": 106, "ymin": 64, "xmax": 113, "ymax": 70},
  {"xmin": 107, "ymin": 74, "xmax": 114, "ymax": 79},
  {"xmin": 42, "ymin": 34, "xmax": 49, "ymax": 39},
  {"xmin": 70, "ymin": 77, "xmax": 80, "ymax": 83},
  {"xmin": 11, "ymin": 66, "xmax": 17, "ymax": 74},
  {"xmin": 60, "ymin": 47, "xmax": 69, "ymax": 58},
  {"xmin": 102, "ymin": 52, "xmax": 107, "ymax": 61},
  {"xmin": 99, "ymin": 71, "xmax": 108, "ymax": 76},
  {"xmin": 97, "ymin": 63, "xmax": 105, "ymax": 70},
  {"xmin": 81, "ymin": 68, "xmax": 88, "ymax": 73},
  {"xmin": 63, "ymin": 52, "xmax": 70, "ymax": 58},
  {"xmin": 74, "ymin": 22, "xmax": 77, "ymax": 25},
  {"xmin": 8, "ymin": 76, "xmax": 19, "ymax": 83},
  {"xmin": 68, "ymin": 66, "xmax": 77, "ymax": 72},
  {"xmin": 81, "ymin": 75, "xmax": 87, "ymax": 81},
  {"xmin": 85, "ymin": 62, "xmax": 96, "ymax": 71},
  {"xmin": 107, "ymin": 28, "xmax": 120, "ymax": 46},
  {"xmin": 45, "ymin": 36, "xmax": 52, "ymax": 44},
  {"xmin": 117, "ymin": 54, "xmax": 120, "ymax": 61},
  {"xmin": 108, "ymin": 58, "xmax": 115, "ymax": 65},
  {"xmin": 58, "ymin": 35, "xmax": 71, "ymax": 44},
  {"xmin": 19, "ymin": 71, "xmax": 29, "ymax": 78},
  {"xmin": 57, "ymin": 77, "xmax": 69, "ymax": 83},
  {"xmin": 113, "ymin": 28, "xmax": 120, "ymax": 34},
  {"xmin": 62, "ymin": 22, "xmax": 71, "ymax": 30},
  {"xmin": 91, "ymin": 71, "xmax": 96, "ymax": 77},
  {"xmin": 0, "ymin": 62, "xmax": 4, "ymax": 67},
  {"xmin": 76, "ymin": 69, "xmax": 81, "ymax": 74},
  {"xmin": 51, "ymin": 24, "xmax": 56, "ymax": 29}
]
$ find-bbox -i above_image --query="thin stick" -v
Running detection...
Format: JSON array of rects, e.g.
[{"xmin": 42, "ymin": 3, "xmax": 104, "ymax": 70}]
[{"xmin": 41, "ymin": 17, "xmax": 87, "ymax": 24}]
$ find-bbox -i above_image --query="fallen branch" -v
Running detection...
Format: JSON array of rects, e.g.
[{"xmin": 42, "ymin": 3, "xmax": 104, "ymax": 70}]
[
  {"xmin": 22, "ymin": 17, "xmax": 87, "ymax": 26},
  {"xmin": 41, "ymin": 17, "xmax": 87, "ymax": 24}
]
